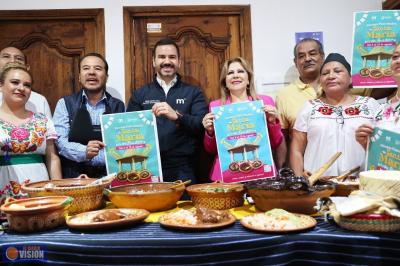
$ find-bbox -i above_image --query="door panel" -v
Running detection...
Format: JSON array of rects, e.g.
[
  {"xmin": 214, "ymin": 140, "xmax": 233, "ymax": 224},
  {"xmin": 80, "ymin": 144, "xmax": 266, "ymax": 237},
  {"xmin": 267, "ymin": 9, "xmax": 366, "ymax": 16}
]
[
  {"xmin": 0, "ymin": 9, "xmax": 105, "ymax": 113},
  {"xmin": 125, "ymin": 5, "xmax": 252, "ymax": 103},
  {"xmin": 124, "ymin": 6, "xmax": 253, "ymax": 182}
]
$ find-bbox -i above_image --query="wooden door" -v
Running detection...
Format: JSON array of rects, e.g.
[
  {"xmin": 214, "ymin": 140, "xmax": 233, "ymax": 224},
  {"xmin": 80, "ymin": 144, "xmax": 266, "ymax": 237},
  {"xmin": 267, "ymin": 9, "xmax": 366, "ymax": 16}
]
[
  {"xmin": 123, "ymin": 5, "xmax": 253, "ymax": 103},
  {"xmin": 123, "ymin": 6, "xmax": 253, "ymax": 182},
  {"xmin": 383, "ymin": 0, "xmax": 400, "ymax": 9},
  {"xmin": 0, "ymin": 9, "xmax": 105, "ymax": 113}
]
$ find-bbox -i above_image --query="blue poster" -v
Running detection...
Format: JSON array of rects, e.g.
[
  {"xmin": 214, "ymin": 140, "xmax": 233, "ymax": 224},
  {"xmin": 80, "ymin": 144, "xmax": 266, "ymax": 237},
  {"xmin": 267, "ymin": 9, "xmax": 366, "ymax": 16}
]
[
  {"xmin": 101, "ymin": 111, "xmax": 163, "ymax": 186},
  {"xmin": 366, "ymin": 127, "xmax": 400, "ymax": 170},
  {"xmin": 212, "ymin": 101, "xmax": 276, "ymax": 183},
  {"xmin": 295, "ymin": 31, "xmax": 323, "ymax": 45},
  {"xmin": 351, "ymin": 10, "xmax": 400, "ymax": 88}
]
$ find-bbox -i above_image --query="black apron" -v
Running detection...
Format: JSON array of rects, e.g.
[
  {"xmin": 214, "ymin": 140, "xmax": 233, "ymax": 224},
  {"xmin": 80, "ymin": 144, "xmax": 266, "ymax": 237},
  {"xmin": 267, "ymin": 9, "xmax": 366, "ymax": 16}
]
[
  {"xmin": 69, "ymin": 101, "xmax": 103, "ymax": 144},
  {"xmin": 67, "ymin": 98, "xmax": 110, "ymax": 178}
]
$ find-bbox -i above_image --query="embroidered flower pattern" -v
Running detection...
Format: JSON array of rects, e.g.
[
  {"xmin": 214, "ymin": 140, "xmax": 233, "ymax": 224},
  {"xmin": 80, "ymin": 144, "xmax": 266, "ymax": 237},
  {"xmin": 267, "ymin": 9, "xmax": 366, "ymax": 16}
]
[
  {"xmin": 344, "ymin": 106, "xmax": 361, "ymax": 116},
  {"xmin": 10, "ymin": 127, "xmax": 29, "ymax": 142},
  {"xmin": 376, "ymin": 102, "xmax": 400, "ymax": 123},
  {"xmin": 0, "ymin": 179, "xmax": 31, "ymax": 205},
  {"xmin": 0, "ymin": 113, "xmax": 48, "ymax": 154},
  {"xmin": 383, "ymin": 105, "xmax": 394, "ymax": 120},
  {"xmin": 317, "ymin": 106, "xmax": 334, "ymax": 115}
]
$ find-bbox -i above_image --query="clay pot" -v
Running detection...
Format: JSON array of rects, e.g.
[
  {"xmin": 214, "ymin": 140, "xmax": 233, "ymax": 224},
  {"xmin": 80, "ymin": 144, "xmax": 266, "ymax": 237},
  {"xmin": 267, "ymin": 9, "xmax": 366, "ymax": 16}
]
[
  {"xmin": 1, "ymin": 196, "xmax": 73, "ymax": 233},
  {"xmin": 104, "ymin": 182, "xmax": 185, "ymax": 212}
]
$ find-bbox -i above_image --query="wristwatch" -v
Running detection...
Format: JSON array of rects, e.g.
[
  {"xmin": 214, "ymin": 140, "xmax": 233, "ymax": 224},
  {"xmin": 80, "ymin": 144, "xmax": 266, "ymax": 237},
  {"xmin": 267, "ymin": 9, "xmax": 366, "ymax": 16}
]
[{"xmin": 175, "ymin": 110, "xmax": 183, "ymax": 123}]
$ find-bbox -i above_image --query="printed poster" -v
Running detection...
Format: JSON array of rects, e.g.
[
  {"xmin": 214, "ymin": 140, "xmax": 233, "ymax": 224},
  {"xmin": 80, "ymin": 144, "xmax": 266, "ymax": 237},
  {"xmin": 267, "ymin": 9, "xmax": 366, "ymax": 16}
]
[
  {"xmin": 212, "ymin": 100, "xmax": 276, "ymax": 183},
  {"xmin": 101, "ymin": 110, "xmax": 163, "ymax": 187},
  {"xmin": 366, "ymin": 127, "xmax": 400, "ymax": 170},
  {"xmin": 295, "ymin": 31, "xmax": 323, "ymax": 45},
  {"xmin": 351, "ymin": 10, "xmax": 400, "ymax": 88}
]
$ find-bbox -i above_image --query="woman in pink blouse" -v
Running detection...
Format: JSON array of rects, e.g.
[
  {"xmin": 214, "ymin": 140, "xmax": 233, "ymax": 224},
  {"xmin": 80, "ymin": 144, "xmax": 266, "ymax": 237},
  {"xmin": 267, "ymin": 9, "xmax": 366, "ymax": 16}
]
[{"xmin": 202, "ymin": 57, "xmax": 283, "ymax": 181}]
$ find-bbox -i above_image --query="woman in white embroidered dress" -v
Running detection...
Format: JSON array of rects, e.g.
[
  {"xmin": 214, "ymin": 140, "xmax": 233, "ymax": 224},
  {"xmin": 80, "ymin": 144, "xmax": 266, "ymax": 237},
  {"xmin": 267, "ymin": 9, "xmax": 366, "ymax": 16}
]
[
  {"xmin": 356, "ymin": 44, "xmax": 400, "ymax": 149},
  {"xmin": 290, "ymin": 53, "xmax": 380, "ymax": 177},
  {"xmin": 0, "ymin": 63, "xmax": 61, "ymax": 204}
]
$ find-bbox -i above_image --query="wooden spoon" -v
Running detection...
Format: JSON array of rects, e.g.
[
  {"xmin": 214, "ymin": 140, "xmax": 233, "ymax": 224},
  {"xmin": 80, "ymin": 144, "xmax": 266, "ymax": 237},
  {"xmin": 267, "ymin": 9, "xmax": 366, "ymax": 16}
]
[
  {"xmin": 308, "ymin": 152, "xmax": 342, "ymax": 186},
  {"xmin": 169, "ymin": 180, "xmax": 191, "ymax": 189},
  {"xmin": 336, "ymin": 166, "xmax": 360, "ymax": 182}
]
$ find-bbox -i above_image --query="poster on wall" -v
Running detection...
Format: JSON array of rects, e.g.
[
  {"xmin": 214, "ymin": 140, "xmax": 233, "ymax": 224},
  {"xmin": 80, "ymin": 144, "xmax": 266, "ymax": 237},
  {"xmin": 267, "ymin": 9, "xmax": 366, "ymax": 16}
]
[
  {"xmin": 351, "ymin": 10, "xmax": 400, "ymax": 88},
  {"xmin": 101, "ymin": 110, "xmax": 163, "ymax": 187},
  {"xmin": 366, "ymin": 127, "xmax": 400, "ymax": 170},
  {"xmin": 295, "ymin": 31, "xmax": 323, "ymax": 45},
  {"xmin": 212, "ymin": 100, "xmax": 276, "ymax": 183}
]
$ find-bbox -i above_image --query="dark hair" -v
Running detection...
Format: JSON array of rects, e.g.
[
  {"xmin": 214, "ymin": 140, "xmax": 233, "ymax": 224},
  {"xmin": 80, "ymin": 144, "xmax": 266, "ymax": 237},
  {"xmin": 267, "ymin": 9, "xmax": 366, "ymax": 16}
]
[
  {"xmin": 79, "ymin": 52, "xmax": 108, "ymax": 75},
  {"xmin": 152, "ymin": 38, "xmax": 180, "ymax": 58},
  {"xmin": 0, "ymin": 62, "xmax": 32, "ymax": 84},
  {"xmin": 294, "ymin": 38, "xmax": 324, "ymax": 58}
]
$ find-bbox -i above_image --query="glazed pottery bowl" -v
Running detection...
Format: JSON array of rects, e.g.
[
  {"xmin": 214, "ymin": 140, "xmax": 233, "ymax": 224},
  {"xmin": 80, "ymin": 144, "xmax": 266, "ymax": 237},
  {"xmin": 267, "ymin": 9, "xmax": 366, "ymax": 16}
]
[
  {"xmin": 1, "ymin": 196, "xmax": 73, "ymax": 232},
  {"xmin": 245, "ymin": 179, "xmax": 335, "ymax": 214},
  {"xmin": 104, "ymin": 182, "xmax": 185, "ymax": 212}
]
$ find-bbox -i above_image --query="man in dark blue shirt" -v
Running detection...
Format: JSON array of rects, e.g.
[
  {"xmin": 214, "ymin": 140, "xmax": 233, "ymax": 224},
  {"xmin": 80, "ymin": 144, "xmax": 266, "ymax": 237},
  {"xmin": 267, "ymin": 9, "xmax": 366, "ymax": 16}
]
[{"xmin": 126, "ymin": 38, "xmax": 207, "ymax": 183}]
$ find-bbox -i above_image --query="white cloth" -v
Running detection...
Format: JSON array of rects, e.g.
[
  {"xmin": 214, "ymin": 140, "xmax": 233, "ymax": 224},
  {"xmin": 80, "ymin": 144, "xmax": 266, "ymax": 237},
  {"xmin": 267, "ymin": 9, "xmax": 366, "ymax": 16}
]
[
  {"xmin": 0, "ymin": 91, "xmax": 52, "ymax": 119},
  {"xmin": 294, "ymin": 96, "xmax": 380, "ymax": 176},
  {"xmin": 329, "ymin": 191, "xmax": 400, "ymax": 218}
]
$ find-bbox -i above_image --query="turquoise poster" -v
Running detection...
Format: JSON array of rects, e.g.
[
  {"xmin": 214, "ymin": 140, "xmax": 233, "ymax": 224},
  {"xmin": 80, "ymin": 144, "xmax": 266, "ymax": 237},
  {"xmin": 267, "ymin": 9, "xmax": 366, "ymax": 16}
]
[
  {"xmin": 366, "ymin": 127, "xmax": 400, "ymax": 170},
  {"xmin": 351, "ymin": 10, "xmax": 400, "ymax": 88},
  {"xmin": 101, "ymin": 111, "xmax": 163, "ymax": 187},
  {"xmin": 212, "ymin": 100, "xmax": 275, "ymax": 183}
]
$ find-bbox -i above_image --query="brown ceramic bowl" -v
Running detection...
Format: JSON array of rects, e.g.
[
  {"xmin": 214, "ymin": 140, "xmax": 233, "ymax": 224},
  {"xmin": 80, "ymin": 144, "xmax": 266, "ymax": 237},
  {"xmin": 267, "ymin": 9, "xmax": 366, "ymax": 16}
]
[
  {"xmin": 186, "ymin": 183, "xmax": 245, "ymax": 210},
  {"xmin": 320, "ymin": 176, "xmax": 359, "ymax": 196},
  {"xmin": 1, "ymin": 196, "xmax": 73, "ymax": 232},
  {"xmin": 22, "ymin": 175, "xmax": 111, "ymax": 215},
  {"xmin": 104, "ymin": 182, "xmax": 185, "ymax": 212},
  {"xmin": 247, "ymin": 183, "xmax": 335, "ymax": 214}
]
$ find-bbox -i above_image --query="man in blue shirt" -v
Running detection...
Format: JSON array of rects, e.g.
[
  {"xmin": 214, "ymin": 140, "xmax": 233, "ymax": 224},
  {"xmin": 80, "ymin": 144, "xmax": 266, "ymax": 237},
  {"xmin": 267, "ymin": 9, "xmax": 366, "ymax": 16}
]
[
  {"xmin": 53, "ymin": 53, "xmax": 125, "ymax": 178},
  {"xmin": 126, "ymin": 38, "xmax": 207, "ymax": 183}
]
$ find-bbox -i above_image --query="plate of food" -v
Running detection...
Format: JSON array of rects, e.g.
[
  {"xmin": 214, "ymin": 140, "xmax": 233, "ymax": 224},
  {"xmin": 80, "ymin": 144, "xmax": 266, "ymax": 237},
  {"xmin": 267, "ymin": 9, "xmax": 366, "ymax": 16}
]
[
  {"xmin": 66, "ymin": 208, "xmax": 149, "ymax": 230},
  {"xmin": 240, "ymin": 208, "xmax": 317, "ymax": 233},
  {"xmin": 159, "ymin": 207, "xmax": 236, "ymax": 230}
]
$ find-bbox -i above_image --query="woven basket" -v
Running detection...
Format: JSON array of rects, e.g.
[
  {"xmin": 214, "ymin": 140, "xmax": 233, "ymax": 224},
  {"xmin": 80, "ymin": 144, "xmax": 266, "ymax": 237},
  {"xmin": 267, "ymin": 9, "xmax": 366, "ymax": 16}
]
[
  {"xmin": 22, "ymin": 176, "xmax": 111, "ymax": 215},
  {"xmin": 186, "ymin": 183, "xmax": 245, "ymax": 210},
  {"xmin": 336, "ymin": 213, "xmax": 400, "ymax": 232}
]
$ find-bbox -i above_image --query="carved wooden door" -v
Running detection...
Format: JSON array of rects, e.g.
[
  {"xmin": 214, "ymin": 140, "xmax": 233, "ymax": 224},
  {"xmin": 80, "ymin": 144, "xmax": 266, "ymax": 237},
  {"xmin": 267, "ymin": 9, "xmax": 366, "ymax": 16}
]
[
  {"xmin": 0, "ymin": 9, "xmax": 105, "ymax": 113},
  {"xmin": 124, "ymin": 6, "xmax": 253, "ymax": 181}
]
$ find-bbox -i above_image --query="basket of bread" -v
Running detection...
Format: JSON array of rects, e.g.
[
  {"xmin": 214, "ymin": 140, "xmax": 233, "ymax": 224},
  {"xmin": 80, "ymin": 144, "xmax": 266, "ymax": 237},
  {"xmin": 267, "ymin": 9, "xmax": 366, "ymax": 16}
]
[{"xmin": 321, "ymin": 170, "xmax": 400, "ymax": 232}]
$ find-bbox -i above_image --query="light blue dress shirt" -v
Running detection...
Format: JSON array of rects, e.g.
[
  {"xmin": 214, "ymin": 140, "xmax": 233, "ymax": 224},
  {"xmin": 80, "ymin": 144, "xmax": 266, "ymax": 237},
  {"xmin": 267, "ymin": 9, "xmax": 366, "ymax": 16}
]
[{"xmin": 53, "ymin": 91, "xmax": 107, "ymax": 166}]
